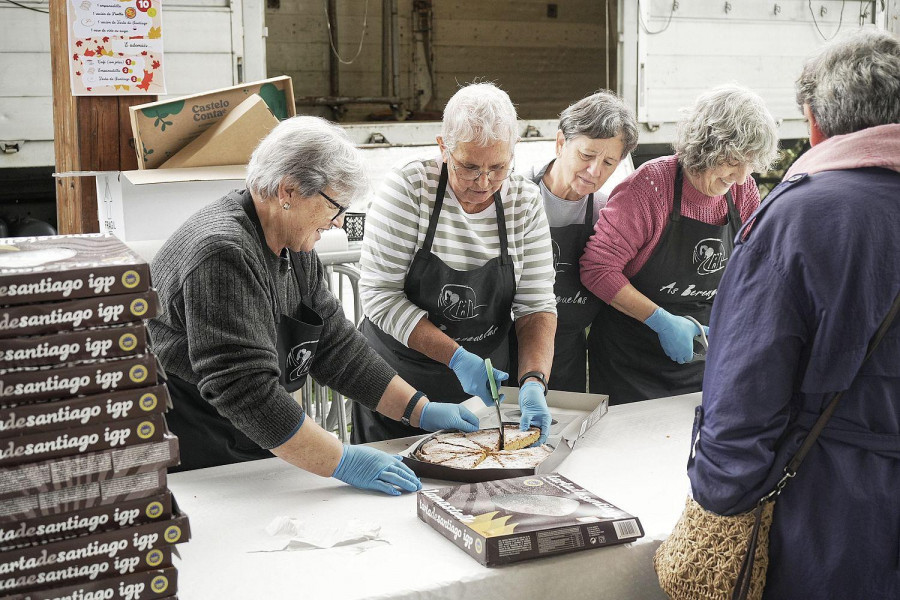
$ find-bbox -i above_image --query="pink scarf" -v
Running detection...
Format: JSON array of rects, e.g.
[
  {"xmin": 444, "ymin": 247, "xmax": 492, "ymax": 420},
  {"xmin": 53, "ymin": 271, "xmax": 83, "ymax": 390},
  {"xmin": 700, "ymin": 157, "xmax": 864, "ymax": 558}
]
[{"xmin": 784, "ymin": 123, "xmax": 900, "ymax": 179}]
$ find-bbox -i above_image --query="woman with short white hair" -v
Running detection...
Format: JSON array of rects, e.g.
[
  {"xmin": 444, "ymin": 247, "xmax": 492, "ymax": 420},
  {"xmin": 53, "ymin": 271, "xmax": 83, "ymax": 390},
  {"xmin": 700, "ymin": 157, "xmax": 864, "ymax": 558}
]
[
  {"xmin": 151, "ymin": 116, "xmax": 477, "ymax": 491},
  {"xmin": 356, "ymin": 82, "xmax": 557, "ymax": 444},
  {"xmin": 580, "ymin": 84, "xmax": 779, "ymax": 404}
]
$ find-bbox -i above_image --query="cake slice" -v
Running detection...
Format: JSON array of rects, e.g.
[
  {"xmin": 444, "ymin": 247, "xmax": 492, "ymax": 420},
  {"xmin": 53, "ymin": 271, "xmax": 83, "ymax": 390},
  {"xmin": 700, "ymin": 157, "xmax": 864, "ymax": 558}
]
[
  {"xmin": 501, "ymin": 425, "xmax": 541, "ymax": 450},
  {"xmin": 439, "ymin": 452, "xmax": 486, "ymax": 469},
  {"xmin": 464, "ymin": 426, "xmax": 541, "ymax": 451},
  {"xmin": 475, "ymin": 455, "xmax": 507, "ymax": 469},
  {"xmin": 495, "ymin": 445, "xmax": 552, "ymax": 468}
]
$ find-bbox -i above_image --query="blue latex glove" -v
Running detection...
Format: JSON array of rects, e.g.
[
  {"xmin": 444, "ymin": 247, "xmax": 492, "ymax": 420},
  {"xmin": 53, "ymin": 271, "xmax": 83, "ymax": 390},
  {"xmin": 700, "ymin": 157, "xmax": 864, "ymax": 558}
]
[
  {"xmin": 518, "ymin": 381, "xmax": 551, "ymax": 445},
  {"xmin": 332, "ymin": 445, "xmax": 421, "ymax": 496},
  {"xmin": 419, "ymin": 401, "xmax": 479, "ymax": 433},
  {"xmin": 449, "ymin": 347, "xmax": 508, "ymax": 407},
  {"xmin": 644, "ymin": 307, "xmax": 706, "ymax": 364}
]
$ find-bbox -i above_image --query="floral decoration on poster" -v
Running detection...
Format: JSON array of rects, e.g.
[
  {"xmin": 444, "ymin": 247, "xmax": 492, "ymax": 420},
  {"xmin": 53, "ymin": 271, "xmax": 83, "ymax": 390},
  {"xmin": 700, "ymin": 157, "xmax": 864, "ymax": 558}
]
[{"xmin": 67, "ymin": 0, "xmax": 166, "ymax": 95}]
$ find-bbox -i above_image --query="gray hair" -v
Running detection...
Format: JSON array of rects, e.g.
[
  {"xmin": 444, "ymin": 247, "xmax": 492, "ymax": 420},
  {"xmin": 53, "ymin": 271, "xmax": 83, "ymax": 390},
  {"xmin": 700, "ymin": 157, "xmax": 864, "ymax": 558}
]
[
  {"xmin": 246, "ymin": 115, "xmax": 368, "ymax": 204},
  {"xmin": 441, "ymin": 83, "xmax": 519, "ymax": 152},
  {"xmin": 558, "ymin": 90, "xmax": 639, "ymax": 159},
  {"xmin": 674, "ymin": 84, "xmax": 780, "ymax": 175},
  {"xmin": 796, "ymin": 28, "xmax": 900, "ymax": 137}
]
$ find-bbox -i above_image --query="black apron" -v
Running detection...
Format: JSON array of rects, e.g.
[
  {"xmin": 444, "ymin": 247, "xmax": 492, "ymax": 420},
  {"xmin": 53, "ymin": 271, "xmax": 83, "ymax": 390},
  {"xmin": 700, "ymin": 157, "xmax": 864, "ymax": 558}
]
[
  {"xmin": 591, "ymin": 164, "xmax": 741, "ymax": 404},
  {"xmin": 509, "ymin": 173, "xmax": 603, "ymax": 392},
  {"xmin": 164, "ymin": 191, "xmax": 324, "ymax": 471},
  {"xmin": 352, "ymin": 163, "xmax": 516, "ymax": 443}
]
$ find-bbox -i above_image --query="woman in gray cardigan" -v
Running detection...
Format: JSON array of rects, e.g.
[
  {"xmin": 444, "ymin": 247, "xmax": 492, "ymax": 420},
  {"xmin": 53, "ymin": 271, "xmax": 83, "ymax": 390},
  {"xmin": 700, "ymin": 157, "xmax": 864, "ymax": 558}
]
[{"xmin": 150, "ymin": 116, "xmax": 477, "ymax": 494}]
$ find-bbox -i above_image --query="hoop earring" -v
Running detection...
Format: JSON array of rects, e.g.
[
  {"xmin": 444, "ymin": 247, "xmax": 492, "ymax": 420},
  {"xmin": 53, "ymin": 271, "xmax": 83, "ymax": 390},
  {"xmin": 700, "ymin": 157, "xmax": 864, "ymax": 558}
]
[{"xmin": 282, "ymin": 202, "xmax": 291, "ymax": 210}]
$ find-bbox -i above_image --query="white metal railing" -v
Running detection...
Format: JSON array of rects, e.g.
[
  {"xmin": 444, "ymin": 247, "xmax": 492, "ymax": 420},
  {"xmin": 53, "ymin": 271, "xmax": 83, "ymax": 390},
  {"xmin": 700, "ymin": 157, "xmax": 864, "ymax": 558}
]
[{"xmin": 297, "ymin": 247, "xmax": 363, "ymax": 442}]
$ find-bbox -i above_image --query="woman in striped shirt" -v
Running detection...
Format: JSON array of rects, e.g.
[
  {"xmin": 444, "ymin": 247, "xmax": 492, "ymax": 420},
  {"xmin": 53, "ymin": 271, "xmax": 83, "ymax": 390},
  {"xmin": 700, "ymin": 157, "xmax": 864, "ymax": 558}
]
[{"xmin": 353, "ymin": 83, "xmax": 557, "ymax": 445}]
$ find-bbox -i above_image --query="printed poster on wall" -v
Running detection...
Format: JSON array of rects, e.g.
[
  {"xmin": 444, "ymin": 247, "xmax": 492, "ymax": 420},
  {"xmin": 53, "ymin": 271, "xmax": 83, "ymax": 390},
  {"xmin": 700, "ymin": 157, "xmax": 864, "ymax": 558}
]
[{"xmin": 67, "ymin": 0, "xmax": 167, "ymax": 96}]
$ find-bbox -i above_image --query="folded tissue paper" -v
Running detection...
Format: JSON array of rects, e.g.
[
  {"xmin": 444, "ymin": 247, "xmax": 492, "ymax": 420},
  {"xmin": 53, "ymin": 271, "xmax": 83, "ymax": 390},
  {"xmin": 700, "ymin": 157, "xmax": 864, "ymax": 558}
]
[{"xmin": 251, "ymin": 516, "xmax": 385, "ymax": 552}]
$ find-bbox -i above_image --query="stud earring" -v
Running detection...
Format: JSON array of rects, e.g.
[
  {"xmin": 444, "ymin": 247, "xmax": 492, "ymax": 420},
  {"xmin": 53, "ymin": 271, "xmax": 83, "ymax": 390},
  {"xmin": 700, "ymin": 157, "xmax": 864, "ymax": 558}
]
[{"xmin": 282, "ymin": 202, "xmax": 291, "ymax": 210}]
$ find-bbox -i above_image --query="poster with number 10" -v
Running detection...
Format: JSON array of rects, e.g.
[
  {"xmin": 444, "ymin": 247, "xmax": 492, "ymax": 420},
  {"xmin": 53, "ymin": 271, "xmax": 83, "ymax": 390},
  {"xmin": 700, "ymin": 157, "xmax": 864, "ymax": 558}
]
[{"xmin": 67, "ymin": 0, "xmax": 167, "ymax": 96}]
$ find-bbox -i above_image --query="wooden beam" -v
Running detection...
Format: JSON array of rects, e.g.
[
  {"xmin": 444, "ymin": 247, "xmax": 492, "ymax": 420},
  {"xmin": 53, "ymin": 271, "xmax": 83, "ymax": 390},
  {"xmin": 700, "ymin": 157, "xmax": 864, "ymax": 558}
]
[{"xmin": 49, "ymin": 0, "xmax": 155, "ymax": 234}]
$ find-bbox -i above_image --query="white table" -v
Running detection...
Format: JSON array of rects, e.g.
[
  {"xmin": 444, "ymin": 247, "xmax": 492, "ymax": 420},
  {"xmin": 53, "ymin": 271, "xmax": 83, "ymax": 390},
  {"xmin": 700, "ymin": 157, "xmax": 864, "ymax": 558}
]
[{"xmin": 167, "ymin": 393, "xmax": 700, "ymax": 600}]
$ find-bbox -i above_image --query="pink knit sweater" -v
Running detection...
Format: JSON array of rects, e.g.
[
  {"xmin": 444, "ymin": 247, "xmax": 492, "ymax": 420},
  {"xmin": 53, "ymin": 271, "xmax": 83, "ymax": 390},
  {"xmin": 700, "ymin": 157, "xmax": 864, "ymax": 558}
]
[{"xmin": 579, "ymin": 155, "xmax": 760, "ymax": 303}]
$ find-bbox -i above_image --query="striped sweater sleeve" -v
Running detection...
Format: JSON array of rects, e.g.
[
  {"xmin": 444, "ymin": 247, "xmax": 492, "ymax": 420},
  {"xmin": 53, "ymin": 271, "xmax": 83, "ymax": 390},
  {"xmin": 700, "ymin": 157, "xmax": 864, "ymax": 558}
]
[
  {"xmin": 359, "ymin": 162, "xmax": 431, "ymax": 345},
  {"xmin": 360, "ymin": 158, "xmax": 557, "ymax": 347},
  {"xmin": 511, "ymin": 184, "xmax": 556, "ymax": 319}
]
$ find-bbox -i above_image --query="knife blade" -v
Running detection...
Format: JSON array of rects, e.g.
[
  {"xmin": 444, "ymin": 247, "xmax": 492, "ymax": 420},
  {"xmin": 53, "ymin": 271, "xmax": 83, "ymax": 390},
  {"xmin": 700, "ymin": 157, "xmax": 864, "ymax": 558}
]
[{"xmin": 484, "ymin": 358, "xmax": 504, "ymax": 450}]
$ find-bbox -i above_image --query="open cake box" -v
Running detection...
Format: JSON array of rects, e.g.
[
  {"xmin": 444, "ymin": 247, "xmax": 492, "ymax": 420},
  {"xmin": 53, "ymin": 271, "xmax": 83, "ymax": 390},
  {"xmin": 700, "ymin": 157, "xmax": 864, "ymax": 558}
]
[{"xmin": 400, "ymin": 387, "xmax": 609, "ymax": 483}]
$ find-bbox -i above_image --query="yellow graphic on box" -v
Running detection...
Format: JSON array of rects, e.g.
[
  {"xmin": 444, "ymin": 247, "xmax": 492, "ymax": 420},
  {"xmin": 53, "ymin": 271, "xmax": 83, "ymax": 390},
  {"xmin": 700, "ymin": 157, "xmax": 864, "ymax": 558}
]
[
  {"xmin": 130, "ymin": 298, "xmax": 148, "ymax": 316},
  {"xmin": 146, "ymin": 501, "xmax": 164, "ymax": 518},
  {"xmin": 122, "ymin": 271, "xmax": 141, "ymax": 288},
  {"xmin": 467, "ymin": 511, "xmax": 517, "ymax": 538},
  {"xmin": 523, "ymin": 478, "xmax": 543, "ymax": 487},
  {"xmin": 164, "ymin": 525, "xmax": 182, "ymax": 543},
  {"xmin": 140, "ymin": 392, "xmax": 158, "ymax": 411},
  {"xmin": 137, "ymin": 421, "xmax": 155, "ymax": 439},
  {"xmin": 119, "ymin": 333, "xmax": 138, "ymax": 351},
  {"xmin": 121, "ymin": 270, "xmax": 141, "ymax": 289},
  {"xmin": 475, "ymin": 538, "xmax": 483, "ymax": 554},
  {"xmin": 129, "ymin": 364, "xmax": 148, "ymax": 383},
  {"xmin": 145, "ymin": 549, "xmax": 164, "ymax": 567},
  {"xmin": 151, "ymin": 575, "xmax": 169, "ymax": 594}
]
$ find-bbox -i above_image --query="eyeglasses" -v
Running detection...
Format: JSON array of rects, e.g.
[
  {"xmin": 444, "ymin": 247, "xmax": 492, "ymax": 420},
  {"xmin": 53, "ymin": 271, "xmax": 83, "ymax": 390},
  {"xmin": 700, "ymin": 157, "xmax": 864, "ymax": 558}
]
[
  {"xmin": 319, "ymin": 190, "xmax": 349, "ymax": 222},
  {"xmin": 448, "ymin": 152, "xmax": 513, "ymax": 182}
]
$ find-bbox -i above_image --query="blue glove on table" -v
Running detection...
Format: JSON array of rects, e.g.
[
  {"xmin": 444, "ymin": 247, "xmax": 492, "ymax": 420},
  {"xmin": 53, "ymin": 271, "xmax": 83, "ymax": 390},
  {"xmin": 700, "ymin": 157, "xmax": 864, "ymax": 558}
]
[
  {"xmin": 449, "ymin": 347, "xmax": 508, "ymax": 406},
  {"xmin": 419, "ymin": 401, "xmax": 479, "ymax": 433},
  {"xmin": 332, "ymin": 445, "xmax": 421, "ymax": 496},
  {"xmin": 518, "ymin": 381, "xmax": 551, "ymax": 446},
  {"xmin": 644, "ymin": 307, "xmax": 707, "ymax": 364}
]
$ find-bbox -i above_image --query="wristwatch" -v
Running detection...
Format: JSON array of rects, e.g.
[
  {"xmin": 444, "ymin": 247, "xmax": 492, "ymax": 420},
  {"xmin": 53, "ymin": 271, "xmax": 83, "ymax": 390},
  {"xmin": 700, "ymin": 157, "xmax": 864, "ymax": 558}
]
[
  {"xmin": 518, "ymin": 371, "xmax": 548, "ymax": 396},
  {"xmin": 401, "ymin": 391, "xmax": 427, "ymax": 426}
]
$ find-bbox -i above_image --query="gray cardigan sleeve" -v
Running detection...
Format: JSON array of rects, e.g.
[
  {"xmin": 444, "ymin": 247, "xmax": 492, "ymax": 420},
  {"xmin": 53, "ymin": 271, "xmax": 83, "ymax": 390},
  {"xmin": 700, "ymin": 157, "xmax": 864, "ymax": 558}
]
[
  {"xmin": 179, "ymin": 244, "xmax": 305, "ymax": 449},
  {"xmin": 300, "ymin": 251, "xmax": 396, "ymax": 410}
]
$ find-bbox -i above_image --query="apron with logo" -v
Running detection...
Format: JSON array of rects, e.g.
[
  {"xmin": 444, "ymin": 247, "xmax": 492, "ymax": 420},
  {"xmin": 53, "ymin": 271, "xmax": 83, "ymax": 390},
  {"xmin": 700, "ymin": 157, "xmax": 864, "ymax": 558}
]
[
  {"xmin": 352, "ymin": 163, "xmax": 516, "ymax": 443},
  {"xmin": 164, "ymin": 191, "xmax": 324, "ymax": 471},
  {"xmin": 591, "ymin": 164, "xmax": 741, "ymax": 404},
  {"xmin": 509, "ymin": 171, "xmax": 603, "ymax": 392}
]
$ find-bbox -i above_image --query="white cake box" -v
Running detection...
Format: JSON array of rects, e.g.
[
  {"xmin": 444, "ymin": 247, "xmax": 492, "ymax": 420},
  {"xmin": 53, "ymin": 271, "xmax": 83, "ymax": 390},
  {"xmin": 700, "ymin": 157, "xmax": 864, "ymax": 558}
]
[{"xmin": 95, "ymin": 166, "xmax": 246, "ymax": 242}]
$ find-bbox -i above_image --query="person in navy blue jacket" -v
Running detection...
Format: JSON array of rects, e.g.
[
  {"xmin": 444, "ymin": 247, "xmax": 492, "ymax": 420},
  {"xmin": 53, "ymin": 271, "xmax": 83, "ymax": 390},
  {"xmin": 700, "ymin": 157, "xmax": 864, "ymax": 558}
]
[{"xmin": 687, "ymin": 29, "xmax": 900, "ymax": 600}]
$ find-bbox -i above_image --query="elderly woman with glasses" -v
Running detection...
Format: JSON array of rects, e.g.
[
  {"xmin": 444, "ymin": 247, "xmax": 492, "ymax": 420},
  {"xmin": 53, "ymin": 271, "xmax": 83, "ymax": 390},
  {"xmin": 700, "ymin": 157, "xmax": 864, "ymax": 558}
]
[
  {"xmin": 509, "ymin": 91, "xmax": 638, "ymax": 394},
  {"xmin": 580, "ymin": 85, "xmax": 779, "ymax": 404},
  {"xmin": 150, "ymin": 116, "xmax": 478, "ymax": 494},
  {"xmin": 355, "ymin": 82, "xmax": 557, "ymax": 445}
]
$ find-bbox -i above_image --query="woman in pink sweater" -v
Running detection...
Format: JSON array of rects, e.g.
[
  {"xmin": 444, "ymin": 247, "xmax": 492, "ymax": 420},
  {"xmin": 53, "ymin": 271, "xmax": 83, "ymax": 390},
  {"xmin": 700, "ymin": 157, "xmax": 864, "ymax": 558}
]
[{"xmin": 580, "ymin": 85, "xmax": 779, "ymax": 404}]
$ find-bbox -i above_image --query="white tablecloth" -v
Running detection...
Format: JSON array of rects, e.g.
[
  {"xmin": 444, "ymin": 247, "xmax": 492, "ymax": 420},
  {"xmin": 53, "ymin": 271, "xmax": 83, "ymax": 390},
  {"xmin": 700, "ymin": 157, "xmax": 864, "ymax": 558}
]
[{"xmin": 167, "ymin": 393, "xmax": 700, "ymax": 600}]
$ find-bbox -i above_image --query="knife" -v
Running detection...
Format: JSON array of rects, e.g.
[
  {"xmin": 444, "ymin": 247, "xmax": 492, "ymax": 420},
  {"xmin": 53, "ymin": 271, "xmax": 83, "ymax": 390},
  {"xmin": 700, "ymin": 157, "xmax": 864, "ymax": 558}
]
[
  {"xmin": 484, "ymin": 358, "xmax": 504, "ymax": 450},
  {"xmin": 685, "ymin": 315, "xmax": 709, "ymax": 361}
]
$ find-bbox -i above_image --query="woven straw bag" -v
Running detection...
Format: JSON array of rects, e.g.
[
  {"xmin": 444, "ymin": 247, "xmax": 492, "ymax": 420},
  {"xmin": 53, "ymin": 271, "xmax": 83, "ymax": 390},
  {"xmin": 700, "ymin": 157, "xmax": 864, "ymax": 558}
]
[{"xmin": 654, "ymin": 497, "xmax": 774, "ymax": 600}]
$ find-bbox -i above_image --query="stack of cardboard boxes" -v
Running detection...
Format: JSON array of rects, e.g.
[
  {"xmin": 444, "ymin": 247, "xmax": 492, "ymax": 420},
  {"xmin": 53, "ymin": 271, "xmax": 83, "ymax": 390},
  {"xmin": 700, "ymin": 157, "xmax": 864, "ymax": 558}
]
[{"xmin": 0, "ymin": 233, "xmax": 188, "ymax": 599}]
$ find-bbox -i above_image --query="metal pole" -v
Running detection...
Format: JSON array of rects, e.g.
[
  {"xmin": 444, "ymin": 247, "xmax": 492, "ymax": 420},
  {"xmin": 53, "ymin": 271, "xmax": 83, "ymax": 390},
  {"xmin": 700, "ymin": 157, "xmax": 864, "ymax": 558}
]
[
  {"xmin": 382, "ymin": 0, "xmax": 391, "ymax": 96},
  {"xmin": 390, "ymin": 0, "xmax": 400, "ymax": 97},
  {"xmin": 327, "ymin": 0, "xmax": 340, "ymax": 99}
]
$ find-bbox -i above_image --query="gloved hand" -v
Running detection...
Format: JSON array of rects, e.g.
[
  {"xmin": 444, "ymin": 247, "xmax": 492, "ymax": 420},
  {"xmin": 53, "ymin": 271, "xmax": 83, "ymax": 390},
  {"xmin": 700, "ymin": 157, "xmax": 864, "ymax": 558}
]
[
  {"xmin": 449, "ymin": 347, "xmax": 508, "ymax": 406},
  {"xmin": 332, "ymin": 445, "xmax": 421, "ymax": 496},
  {"xmin": 644, "ymin": 307, "xmax": 706, "ymax": 364},
  {"xmin": 518, "ymin": 381, "xmax": 551, "ymax": 446},
  {"xmin": 419, "ymin": 401, "xmax": 479, "ymax": 433}
]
